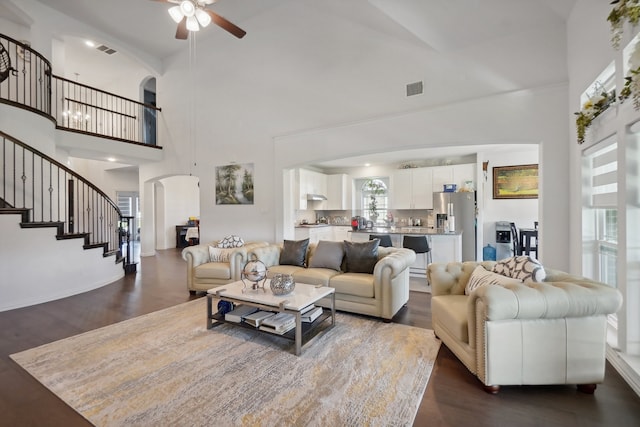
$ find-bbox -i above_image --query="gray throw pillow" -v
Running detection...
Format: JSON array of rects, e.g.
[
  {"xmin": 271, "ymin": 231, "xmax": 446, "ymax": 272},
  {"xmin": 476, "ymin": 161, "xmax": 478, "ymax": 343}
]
[
  {"xmin": 279, "ymin": 238, "xmax": 309, "ymax": 267},
  {"xmin": 344, "ymin": 240, "xmax": 379, "ymax": 274},
  {"xmin": 308, "ymin": 240, "xmax": 345, "ymax": 271}
]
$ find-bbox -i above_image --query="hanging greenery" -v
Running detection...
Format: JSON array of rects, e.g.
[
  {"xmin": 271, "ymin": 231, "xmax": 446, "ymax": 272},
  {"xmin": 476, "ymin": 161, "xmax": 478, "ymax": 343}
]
[
  {"xmin": 574, "ymin": 86, "xmax": 616, "ymax": 144},
  {"xmin": 608, "ymin": 0, "xmax": 640, "ymax": 49}
]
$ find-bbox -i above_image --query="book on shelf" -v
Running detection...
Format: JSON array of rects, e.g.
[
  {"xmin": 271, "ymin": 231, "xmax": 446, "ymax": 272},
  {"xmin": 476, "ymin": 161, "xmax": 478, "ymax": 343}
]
[
  {"xmin": 301, "ymin": 306, "xmax": 323, "ymax": 323},
  {"xmin": 224, "ymin": 305, "xmax": 258, "ymax": 323},
  {"xmin": 243, "ymin": 310, "xmax": 275, "ymax": 327},
  {"xmin": 300, "ymin": 304, "xmax": 315, "ymax": 315},
  {"xmin": 260, "ymin": 312, "xmax": 296, "ymax": 333},
  {"xmin": 259, "ymin": 322, "xmax": 296, "ymax": 335}
]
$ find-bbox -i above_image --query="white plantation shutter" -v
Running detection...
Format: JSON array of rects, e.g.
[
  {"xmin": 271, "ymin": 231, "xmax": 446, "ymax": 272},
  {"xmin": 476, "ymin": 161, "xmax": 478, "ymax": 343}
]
[{"xmin": 587, "ymin": 141, "xmax": 617, "ymax": 208}]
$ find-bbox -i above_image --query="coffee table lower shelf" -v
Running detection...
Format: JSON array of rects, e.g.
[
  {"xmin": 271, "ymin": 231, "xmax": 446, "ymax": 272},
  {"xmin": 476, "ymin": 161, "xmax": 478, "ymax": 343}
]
[{"xmin": 206, "ymin": 290, "xmax": 335, "ymax": 356}]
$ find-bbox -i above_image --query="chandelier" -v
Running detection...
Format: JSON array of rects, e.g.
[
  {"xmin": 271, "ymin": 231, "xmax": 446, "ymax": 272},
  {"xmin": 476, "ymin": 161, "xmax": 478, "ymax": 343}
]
[{"xmin": 168, "ymin": 0, "xmax": 212, "ymax": 32}]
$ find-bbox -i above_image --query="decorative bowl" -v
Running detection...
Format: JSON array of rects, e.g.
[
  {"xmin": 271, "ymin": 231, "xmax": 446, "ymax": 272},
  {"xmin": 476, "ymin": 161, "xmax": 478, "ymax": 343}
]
[{"xmin": 270, "ymin": 273, "xmax": 296, "ymax": 295}]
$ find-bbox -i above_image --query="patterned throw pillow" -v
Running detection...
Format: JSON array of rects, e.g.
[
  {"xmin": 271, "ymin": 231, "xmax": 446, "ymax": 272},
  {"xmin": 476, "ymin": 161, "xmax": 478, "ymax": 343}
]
[
  {"xmin": 217, "ymin": 235, "xmax": 245, "ymax": 248},
  {"xmin": 208, "ymin": 247, "xmax": 235, "ymax": 263},
  {"xmin": 465, "ymin": 265, "xmax": 523, "ymax": 295},
  {"xmin": 492, "ymin": 256, "xmax": 546, "ymax": 282}
]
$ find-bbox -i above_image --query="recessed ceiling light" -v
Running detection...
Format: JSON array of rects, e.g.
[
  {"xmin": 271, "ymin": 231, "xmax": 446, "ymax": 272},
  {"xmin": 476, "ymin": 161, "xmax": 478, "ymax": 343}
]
[
  {"xmin": 85, "ymin": 40, "xmax": 96, "ymax": 48},
  {"xmin": 107, "ymin": 157, "xmax": 116, "ymax": 162},
  {"xmin": 365, "ymin": 163, "xmax": 371, "ymax": 167}
]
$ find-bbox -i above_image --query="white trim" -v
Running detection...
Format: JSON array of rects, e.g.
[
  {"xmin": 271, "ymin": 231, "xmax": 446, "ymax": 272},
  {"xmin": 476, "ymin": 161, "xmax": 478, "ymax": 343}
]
[{"xmin": 607, "ymin": 346, "xmax": 640, "ymax": 397}]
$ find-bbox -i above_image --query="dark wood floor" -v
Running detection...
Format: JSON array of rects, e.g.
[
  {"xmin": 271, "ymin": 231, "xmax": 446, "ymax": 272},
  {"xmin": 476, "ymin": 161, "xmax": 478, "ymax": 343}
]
[{"xmin": 1, "ymin": 249, "xmax": 639, "ymax": 427}]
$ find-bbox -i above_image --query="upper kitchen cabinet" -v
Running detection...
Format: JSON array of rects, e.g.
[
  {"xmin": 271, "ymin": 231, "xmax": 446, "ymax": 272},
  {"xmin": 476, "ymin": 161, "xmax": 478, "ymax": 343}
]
[
  {"xmin": 391, "ymin": 167, "xmax": 433, "ymax": 209},
  {"xmin": 431, "ymin": 166, "xmax": 454, "ymax": 192},
  {"xmin": 296, "ymin": 169, "xmax": 328, "ymax": 210},
  {"xmin": 451, "ymin": 163, "xmax": 476, "ymax": 190},
  {"xmin": 432, "ymin": 164, "xmax": 476, "ymax": 192},
  {"xmin": 326, "ymin": 174, "xmax": 351, "ymax": 210}
]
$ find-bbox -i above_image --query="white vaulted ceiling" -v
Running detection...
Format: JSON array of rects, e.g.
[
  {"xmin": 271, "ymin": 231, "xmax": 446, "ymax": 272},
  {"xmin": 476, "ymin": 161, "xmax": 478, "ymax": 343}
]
[{"xmin": 5, "ymin": 0, "xmax": 576, "ymax": 166}]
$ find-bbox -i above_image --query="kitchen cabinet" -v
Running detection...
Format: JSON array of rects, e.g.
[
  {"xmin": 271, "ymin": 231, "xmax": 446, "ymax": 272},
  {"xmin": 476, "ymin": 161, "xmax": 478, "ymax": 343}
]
[
  {"xmin": 429, "ymin": 234, "xmax": 462, "ymax": 263},
  {"xmin": 431, "ymin": 166, "xmax": 454, "ymax": 193},
  {"xmin": 333, "ymin": 226, "xmax": 351, "ymax": 242},
  {"xmin": 296, "ymin": 169, "xmax": 327, "ymax": 210},
  {"xmin": 452, "ymin": 163, "xmax": 476, "ymax": 190},
  {"xmin": 326, "ymin": 174, "xmax": 351, "ymax": 210},
  {"xmin": 294, "ymin": 226, "xmax": 333, "ymax": 244},
  {"xmin": 391, "ymin": 167, "xmax": 433, "ymax": 209}
]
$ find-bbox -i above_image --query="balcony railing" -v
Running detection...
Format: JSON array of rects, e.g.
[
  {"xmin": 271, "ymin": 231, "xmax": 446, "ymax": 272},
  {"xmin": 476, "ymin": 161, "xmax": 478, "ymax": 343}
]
[
  {"xmin": 0, "ymin": 34, "xmax": 52, "ymax": 120},
  {"xmin": 51, "ymin": 75, "xmax": 161, "ymax": 145},
  {"xmin": 1, "ymin": 33, "xmax": 161, "ymax": 146}
]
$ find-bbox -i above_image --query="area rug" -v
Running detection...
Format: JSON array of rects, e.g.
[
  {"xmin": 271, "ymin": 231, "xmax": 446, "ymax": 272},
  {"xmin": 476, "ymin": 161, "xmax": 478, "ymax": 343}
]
[{"xmin": 10, "ymin": 298, "xmax": 440, "ymax": 427}]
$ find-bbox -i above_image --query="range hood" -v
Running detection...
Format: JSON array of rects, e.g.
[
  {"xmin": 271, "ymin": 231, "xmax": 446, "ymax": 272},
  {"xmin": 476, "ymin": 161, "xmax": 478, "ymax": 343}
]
[{"xmin": 306, "ymin": 193, "xmax": 327, "ymax": 201}]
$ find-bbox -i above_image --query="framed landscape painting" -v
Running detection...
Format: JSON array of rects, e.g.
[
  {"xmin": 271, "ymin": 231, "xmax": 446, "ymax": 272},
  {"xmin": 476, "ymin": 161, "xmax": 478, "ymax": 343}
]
[
  {"xmin": 493, "ymin": 164, "xmax": 538, "ymax": 199},
  {"xmin": 215, "ymin": 163, "xmax": 254, "ymax": 205}
]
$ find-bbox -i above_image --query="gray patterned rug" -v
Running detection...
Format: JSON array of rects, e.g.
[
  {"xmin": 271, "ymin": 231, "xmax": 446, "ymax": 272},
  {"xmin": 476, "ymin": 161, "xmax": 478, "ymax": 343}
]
[{"xmin": 11, "ymin": 298, "xmax": 440, "ymax": 426}]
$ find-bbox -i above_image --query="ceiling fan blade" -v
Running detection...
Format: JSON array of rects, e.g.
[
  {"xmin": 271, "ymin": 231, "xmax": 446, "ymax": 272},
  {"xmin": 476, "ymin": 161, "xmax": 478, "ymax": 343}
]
[
  {"xmin": 205, "ymin": 9, "xmax": 246, "ymax": 38},
  {"xmin": 175, "ymin": 17, "xmax": 189, "ymax": 40}
]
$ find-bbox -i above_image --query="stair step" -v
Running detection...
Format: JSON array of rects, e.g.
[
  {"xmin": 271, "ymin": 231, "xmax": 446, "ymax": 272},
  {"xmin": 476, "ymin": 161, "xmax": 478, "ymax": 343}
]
[{"xmin": 0, "ymin": 208, "xmax": 30, "ymax": 222}]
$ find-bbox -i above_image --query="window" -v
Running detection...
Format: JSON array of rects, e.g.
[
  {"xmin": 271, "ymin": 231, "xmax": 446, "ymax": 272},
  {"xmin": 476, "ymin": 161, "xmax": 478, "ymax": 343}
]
[{"xmin": 360, "ymin": 178, "xmax": 388, "ymax": 224}]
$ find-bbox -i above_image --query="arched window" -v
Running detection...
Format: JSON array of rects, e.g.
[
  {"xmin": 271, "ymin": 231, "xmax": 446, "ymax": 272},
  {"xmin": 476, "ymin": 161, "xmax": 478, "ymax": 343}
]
[{"xmin": 361, "ymin": 178, "xmax": 388, "ymax": 224}]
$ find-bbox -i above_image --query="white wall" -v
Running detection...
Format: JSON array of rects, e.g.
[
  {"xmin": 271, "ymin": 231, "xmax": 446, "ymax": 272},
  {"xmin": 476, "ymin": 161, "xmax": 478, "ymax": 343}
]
[
  {"xmin": 0, "ymin": 214, "xmax": 123, "ymax": 311},
  {"xmin": 157, "ymin": 175, "xmax": 199, "ymax": 249}
]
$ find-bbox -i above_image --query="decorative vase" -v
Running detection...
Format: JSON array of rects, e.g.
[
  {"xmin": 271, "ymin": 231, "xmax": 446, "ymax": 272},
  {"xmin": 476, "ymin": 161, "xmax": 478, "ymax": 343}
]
[{"xmin": 270, "ymin": 273, "xmax": 296, "ymax": 295}]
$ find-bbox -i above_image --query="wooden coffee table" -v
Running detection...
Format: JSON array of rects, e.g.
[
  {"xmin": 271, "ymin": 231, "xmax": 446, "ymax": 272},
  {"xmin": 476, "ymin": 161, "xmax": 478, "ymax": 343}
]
[{"xmin": 206, "ymin": 280, "xmax": 335, "ymax": 355}]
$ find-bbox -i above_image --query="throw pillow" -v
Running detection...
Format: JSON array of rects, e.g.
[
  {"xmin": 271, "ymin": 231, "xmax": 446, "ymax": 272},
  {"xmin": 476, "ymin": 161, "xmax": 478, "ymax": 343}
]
[
  {"xmin": 217, "ymin": 235, "xmax": 245, "ymax": 248},
  {"xmin": 492, "ymin": 256, "xmax": 546, "ymax": 282},
  {"xmin": 208, "ymin": 246, "xmax": 235, "ymax": 263},
  {"xmin": 308, "ymin": 240, "xmax": 345, "ymax": 271},
  {"xmin": 465, "ymin": 265, "xmax": 523, "ymax": 295},
  {"xmin": 344, "ymin": 239, "xmax": 379, "ymax": 274},
  {"xmin": 279, "ymin": 238, "xmax": 310, "ymax": 267}
]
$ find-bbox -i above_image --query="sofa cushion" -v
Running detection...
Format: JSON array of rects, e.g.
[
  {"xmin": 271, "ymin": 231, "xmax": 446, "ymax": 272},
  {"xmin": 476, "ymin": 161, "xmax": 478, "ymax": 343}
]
[
  {"xmin": 431, "ymin": 295, "xmax": 470, "ymax": 343},
  {"xmin": 492, "ymin": 256, "xmax": 546, "ymax": 282},
  {"xmin": 267, "ymin": 265, "xmax": 305, "ymax": 277},
  {"xmin": 465, "ymin": 265, "xmax": 522, "ymax": 295},
  {"xmin": 194, "ymin": 262, "xmax": 232, "ymax": 280},
  {"xmin": 292, "ymin": 268, "xmax": 341, "ymax": 287},
  {"xmin": 217, "ymin": 235, "xmax": 245, "ymax": 248},
  {"xmin": 344, "ymin": 240, "xmax": 379, "ymax": 274},
  {"xmin": 208, "ymin": 246, "xmax": 235, "ymax": 263},
  {"xmin": 329, "ymin": 273, "xmax": 375, "ymax": 298},
  {"xmin": 308, "ymin": 240, "xmax": 345, "ymax": 271},
  {"xmin": 279, "ymin": 239, "xmax": 310, "ymax": 267}
]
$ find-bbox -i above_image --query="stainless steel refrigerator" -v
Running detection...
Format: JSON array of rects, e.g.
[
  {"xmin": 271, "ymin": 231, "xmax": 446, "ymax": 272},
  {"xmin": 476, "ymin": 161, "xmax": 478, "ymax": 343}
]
[{"xmin": 433, "ymin": 192, "xmax": 477, "ymax": 261}]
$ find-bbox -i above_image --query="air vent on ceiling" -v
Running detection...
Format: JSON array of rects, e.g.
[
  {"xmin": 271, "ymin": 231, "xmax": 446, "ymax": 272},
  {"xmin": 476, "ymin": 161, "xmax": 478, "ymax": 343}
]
[
  {"xmin": 96, "ymin": 44, "xmax": 117, "ymax": 55},
  {"xmin": 406, "ymin": 81, "xmax": 423, "ymax": 97}
]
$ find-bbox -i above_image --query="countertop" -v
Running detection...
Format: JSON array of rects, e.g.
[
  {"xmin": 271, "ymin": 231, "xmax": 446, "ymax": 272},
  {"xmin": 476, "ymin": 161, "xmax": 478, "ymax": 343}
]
[
  {"xmin": 295, "ymin": 223, "xmax": 351, "ymax": 228},
  {"xmin": 349, "ymin": 227, "xmax": 462, "ymax": 236}
]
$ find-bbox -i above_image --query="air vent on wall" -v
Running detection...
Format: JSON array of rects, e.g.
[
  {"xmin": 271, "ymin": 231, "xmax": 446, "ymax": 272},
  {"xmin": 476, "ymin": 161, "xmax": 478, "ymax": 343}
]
[
  {"xmin": 96, "ymin": 44, "xmax": 117, "ymax": 55},
  {"xmin": 406, "ymin": 81, "xmax": 423, "ymax": 97}
]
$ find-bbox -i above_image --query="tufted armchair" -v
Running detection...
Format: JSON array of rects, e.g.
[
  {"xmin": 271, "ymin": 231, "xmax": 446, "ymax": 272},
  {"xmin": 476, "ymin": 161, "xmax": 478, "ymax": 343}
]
[
  {"xmin": 427, "ymin": 261, "xmax": 623, "ymax": 393},
  {"xmin": 181, "ymin": 241, "xmax": 269, "ymax": 293}
]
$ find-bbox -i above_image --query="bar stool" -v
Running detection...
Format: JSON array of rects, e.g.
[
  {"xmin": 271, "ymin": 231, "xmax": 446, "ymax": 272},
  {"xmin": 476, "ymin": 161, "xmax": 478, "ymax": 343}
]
[
  {"xmin": 369, "ymin": 234, "xmax": 393, "ymax": 247},
  {"xmin": 402, "ymin": 235, "xmax": 432, "ymax": 276}
]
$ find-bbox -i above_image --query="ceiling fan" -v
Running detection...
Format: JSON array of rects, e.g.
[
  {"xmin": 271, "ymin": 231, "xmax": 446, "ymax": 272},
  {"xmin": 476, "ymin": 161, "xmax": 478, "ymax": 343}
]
[{"xmin": 152, "ymin": 0, "xmax": 246, "ymax": 40}]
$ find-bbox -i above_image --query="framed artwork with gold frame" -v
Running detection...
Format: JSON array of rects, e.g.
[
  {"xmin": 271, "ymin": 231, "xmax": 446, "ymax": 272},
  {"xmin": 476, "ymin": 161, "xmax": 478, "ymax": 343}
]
[{"xmin": 493, "ymin": 164, "xmax": 538, "ymax": 199}]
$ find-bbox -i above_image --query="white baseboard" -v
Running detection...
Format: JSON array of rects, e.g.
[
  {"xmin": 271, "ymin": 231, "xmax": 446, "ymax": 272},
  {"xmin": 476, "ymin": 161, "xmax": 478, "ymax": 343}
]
[{"xmin": 607, "ymin": 346, "xmax": 640, "ymax": 397}]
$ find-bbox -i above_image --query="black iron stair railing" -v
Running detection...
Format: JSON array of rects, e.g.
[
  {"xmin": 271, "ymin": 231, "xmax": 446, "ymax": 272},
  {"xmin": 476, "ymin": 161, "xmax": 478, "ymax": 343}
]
[{"xmin": 0, "ymin": 130, "xmax": 135, "ymax": 271}]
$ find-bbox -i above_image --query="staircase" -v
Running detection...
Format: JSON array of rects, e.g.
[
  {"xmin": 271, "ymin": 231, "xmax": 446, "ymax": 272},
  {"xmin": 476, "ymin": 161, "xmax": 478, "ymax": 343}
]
[{"xmin": 0, "ymin": 130, "xmax": 135, "ymax": 270}]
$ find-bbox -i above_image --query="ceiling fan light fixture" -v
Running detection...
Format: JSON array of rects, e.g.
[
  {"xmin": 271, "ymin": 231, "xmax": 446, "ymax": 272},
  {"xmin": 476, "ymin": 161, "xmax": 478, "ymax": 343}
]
[
  {"xmin": 168, "ymin": 6, "xmax": 184, "ymax": 24},
  {"xmin": 179, "ymin": 0, "xmax": 196, "ymax": 17},
  {"xmin": 195, "ymin": 8, "xmax": 211, "ymax": 28},
  {"xmin": 186, "ymin": 15, "xmax": 200, "ymax": 32}
]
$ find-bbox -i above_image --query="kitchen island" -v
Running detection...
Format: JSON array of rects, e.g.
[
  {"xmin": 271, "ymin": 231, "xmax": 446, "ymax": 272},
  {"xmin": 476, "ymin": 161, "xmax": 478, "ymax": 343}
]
[{"xmin": 349, "ymin": 227, "xmax": 463, "ymax": 265}]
